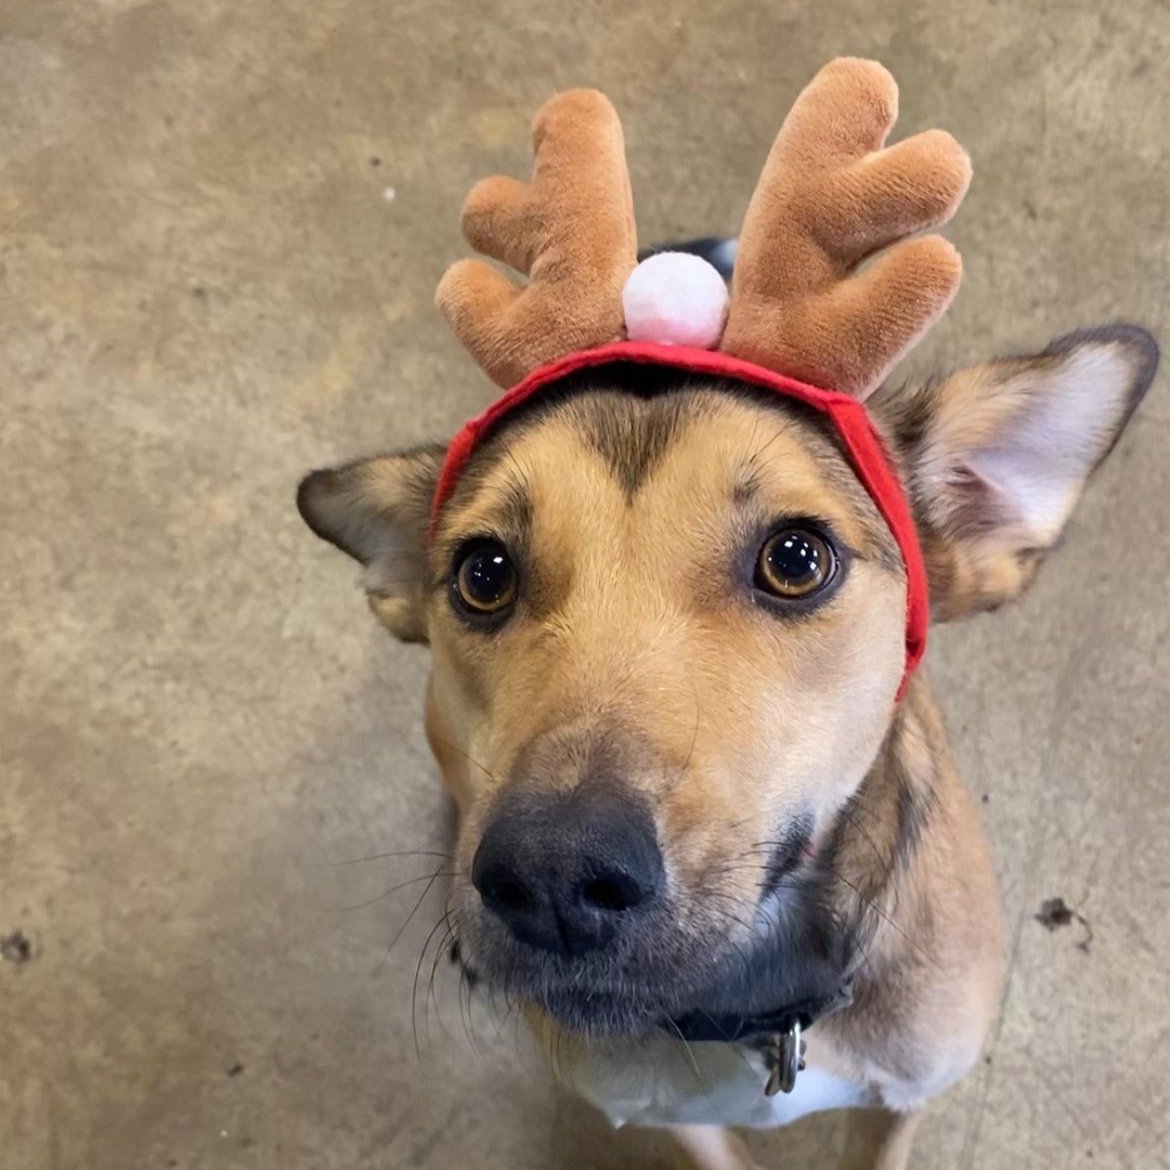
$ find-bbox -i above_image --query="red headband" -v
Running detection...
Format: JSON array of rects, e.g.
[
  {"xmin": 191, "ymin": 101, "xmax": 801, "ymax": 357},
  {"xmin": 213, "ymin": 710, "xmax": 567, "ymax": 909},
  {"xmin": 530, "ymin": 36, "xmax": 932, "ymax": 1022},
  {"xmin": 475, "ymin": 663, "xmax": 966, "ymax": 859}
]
[{"xmin": 431, "ymin": 341, "xmax": 928, "ymax": 698}]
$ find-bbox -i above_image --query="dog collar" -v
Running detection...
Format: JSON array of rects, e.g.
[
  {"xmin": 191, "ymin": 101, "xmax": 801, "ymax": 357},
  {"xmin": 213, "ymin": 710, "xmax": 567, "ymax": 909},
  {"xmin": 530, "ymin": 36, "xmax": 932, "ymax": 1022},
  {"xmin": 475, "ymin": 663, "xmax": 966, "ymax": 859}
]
[
  {"xmin": 670, "ymin": 980, "xmax": 854, "ymax": 1096},
  {"xmin": 668, "ymin": 978, "xmax": 854, "ymax": 1045},
  {"xmin": 431, "ymin": 340, "xmax": 929, "ymax": 697}
]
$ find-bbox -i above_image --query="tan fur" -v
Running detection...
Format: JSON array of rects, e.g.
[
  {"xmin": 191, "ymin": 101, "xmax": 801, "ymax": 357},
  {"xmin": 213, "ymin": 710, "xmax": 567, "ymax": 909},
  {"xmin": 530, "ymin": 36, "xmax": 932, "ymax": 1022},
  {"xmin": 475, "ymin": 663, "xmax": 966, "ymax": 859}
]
[
  {"xmin": 811, "ymin": 682, "xmax": 1004, "ymax": 1104},
  {"xmin": 837, "ymin": 1110, "xmax": 924, "ymax": 1170},
  {"xmin": 298, "ymin": 328, "xmax": 1156, "ymax": 1170},
  {"xmin": 670, "ymin": 1125, "xmax": 764, "ymax": 1170}
]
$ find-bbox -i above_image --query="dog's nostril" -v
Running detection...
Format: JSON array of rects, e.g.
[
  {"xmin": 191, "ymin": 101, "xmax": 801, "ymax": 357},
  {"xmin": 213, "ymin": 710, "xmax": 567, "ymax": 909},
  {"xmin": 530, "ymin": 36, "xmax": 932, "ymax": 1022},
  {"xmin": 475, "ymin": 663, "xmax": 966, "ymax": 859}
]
[
  {"xmin": 483, "ymin": 875, "xmax": 532, "ymax": 914},
  {"xmin": 579, "ymin": 872, "xmax": 646, "ymax": 913}
]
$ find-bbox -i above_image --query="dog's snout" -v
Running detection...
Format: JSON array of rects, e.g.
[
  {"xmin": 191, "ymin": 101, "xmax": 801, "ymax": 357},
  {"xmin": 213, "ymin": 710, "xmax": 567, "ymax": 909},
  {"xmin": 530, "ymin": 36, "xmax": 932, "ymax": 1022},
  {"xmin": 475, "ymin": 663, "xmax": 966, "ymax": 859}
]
[{"xmin": 471, "ymin": 786, "xmax": 663, "ymax": 958}]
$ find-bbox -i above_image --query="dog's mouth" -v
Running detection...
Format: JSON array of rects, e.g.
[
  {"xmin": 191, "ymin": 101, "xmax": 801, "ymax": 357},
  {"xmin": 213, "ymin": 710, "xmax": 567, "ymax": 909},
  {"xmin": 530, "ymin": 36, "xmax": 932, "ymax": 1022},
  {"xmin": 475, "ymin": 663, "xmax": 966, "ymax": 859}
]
[
  {"xmin": 452, "ymin": 935, "xmax": 710, "ymax": 1037},
  {"xmin": 453, "ymin": 868, "xmax": 858, "ymax": 1040}
]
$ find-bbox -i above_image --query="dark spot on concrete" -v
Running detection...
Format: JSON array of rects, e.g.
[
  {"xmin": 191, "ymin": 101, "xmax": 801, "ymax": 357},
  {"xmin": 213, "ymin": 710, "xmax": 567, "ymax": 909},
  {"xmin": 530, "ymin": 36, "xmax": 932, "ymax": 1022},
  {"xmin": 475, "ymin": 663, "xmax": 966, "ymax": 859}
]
[
  {"xmin": 1, "ymin": 930, "xmax": 32, "ymax": 965},
  {"xmin": 226, "ymin": 1061, "xmax": 244, "ymax": 1077},
  {"xmin": 1036, "ymin": 897, "xmax": 1074, "ymax": 929},
  {"xmin": 1035, "ymin": 897, "xmax": 1093, "ymax": 952},
  {"xmin": 981, "ymin": 793, "xmax": 990, "ymax": 804},
  {"xmin": 1023, "ymin": 199, "xmax": 1039, "ymax": 220},
  {"xmin": 370, "ymin": 156, "xmax": 381, "ymax": 167},
  {"xmin": 192, "ymin": 287, "xmax": 207, "ymax": 300}
]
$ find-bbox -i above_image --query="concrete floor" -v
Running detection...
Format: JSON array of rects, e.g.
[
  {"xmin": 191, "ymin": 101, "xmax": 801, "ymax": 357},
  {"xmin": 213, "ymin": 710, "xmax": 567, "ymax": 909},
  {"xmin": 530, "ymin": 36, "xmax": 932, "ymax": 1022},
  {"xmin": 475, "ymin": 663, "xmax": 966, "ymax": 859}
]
[{"xmin": 2, "ymin": 2, "xmax": 1168, "ymax": 1168}]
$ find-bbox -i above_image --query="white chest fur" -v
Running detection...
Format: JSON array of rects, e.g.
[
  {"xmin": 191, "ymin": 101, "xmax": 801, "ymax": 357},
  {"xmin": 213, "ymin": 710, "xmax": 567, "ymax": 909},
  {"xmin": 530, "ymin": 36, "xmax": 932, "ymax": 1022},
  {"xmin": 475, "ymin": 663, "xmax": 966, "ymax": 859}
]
[{"xmin": 569, "ymin": 1036, "xmax": 873, "ymax": 1129}]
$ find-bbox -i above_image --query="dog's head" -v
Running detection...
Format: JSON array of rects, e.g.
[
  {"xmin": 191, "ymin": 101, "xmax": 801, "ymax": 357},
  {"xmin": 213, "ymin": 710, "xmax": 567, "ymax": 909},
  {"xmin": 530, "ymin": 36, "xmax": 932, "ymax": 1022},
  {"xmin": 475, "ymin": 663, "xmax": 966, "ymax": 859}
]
[{"xmin": 298, "ymin": 326, "xmax": 1156, "ymax": 1035}]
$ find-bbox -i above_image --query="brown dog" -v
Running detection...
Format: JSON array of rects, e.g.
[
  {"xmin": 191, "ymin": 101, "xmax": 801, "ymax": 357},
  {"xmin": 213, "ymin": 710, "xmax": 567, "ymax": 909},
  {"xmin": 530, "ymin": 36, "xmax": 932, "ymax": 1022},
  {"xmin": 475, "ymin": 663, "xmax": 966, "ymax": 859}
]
[{"xmin": 297, "ymin": 62, "xmax": 1159, "ymax": 1170}]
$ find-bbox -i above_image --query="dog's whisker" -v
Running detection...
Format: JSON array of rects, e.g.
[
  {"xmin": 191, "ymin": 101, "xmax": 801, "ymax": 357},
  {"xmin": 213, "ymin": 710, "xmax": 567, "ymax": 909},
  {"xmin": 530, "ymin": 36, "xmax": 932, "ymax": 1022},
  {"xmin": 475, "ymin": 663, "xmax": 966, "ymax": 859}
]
[
  {"xmin": 427, "ymin": 734, "xmax": 498, "ymax": 784},
  {"xmin": 374, "ymin": 863, "xmax": 453, "ymax": 975},
  {"xmin": 663, "ymin": 1013, "xmax": 703, "ymax": 1081},
  {"xmin": 301, "ymin": 848, "xmax": 455, "ymax": 870},
  {"xmin": 680, "ymin": 690, "xmax": 701, "ymax": 780},
  {"xmin": 827, "ymin": 867, "xmax": 946, "ymax": 975},
  {"xmin": 412, "ymin": 908, "xmax": 460, "ymax": 1060},
  {"xmin": 832, "ymin": 803, "xmax": 896, "ymax": 884},
  {"xmin": 748, "ymin": 417, "xmax": 798, "ymax": 466},
  {"xmin": 423, "ymin": 913, "xmax": 460, "ymax": 1047},
  {"xmin": 329, "ymin": 870, "xmax": 458, "ymax": 914},
  {"xmin": 699, "ymin": 895, "xmax": 757, "ymax": 937},
  {"xmin": 459, "ymin": 958, "xmax": 481, "ymax": 1058}
]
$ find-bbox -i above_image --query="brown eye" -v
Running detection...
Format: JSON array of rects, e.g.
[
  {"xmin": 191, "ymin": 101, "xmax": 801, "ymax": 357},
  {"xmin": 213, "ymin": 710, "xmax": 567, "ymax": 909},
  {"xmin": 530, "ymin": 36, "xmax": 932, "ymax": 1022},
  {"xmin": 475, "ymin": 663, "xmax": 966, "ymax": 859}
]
[
  {"xmin": 755, "ymin": 528, "xmax": 836, "ymax": 599},
  {"xmin": 453, "ymin": 541, "xmax": 517, "ymax": 617}
]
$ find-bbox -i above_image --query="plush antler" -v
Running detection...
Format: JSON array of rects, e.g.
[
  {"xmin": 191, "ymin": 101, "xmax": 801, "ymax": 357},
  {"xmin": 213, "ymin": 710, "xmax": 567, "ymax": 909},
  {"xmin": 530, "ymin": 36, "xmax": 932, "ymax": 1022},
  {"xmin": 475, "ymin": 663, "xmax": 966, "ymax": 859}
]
[
  {"xmin": 436, "ymin": 89, "xmax": 638, "ymax": 389},
  {"xmin": 721, "ymin": 58, "xmax": 972, "ymax": 398}
]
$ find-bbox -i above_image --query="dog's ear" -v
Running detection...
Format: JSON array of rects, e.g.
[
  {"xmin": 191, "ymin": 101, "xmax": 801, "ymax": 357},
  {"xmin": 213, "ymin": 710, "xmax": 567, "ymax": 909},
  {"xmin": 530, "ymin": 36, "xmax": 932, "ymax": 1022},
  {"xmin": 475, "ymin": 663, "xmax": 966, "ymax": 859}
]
[
  {"xmin": 297, "ymin": 444, "xmax": 445, "ymax": 643},
  {"xmin": 874, "ymin": 325, "xmax": 1158, "ymax": 621}
]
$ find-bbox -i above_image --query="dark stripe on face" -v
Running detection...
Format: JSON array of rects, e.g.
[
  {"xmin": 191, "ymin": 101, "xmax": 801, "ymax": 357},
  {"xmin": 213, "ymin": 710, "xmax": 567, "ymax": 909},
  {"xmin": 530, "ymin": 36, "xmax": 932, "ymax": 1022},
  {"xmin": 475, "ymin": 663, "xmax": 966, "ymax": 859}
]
[
  {"xmin": 432, "ymin": 468, "xmax": 532, "ymax": 569},
  {"xmin": 574, "ymin": 392, "xmax": 694, "ymax": 499},
  {"xmin": 760, "ymin": 812, "xmax": 816, "ymax": 899},
  {"xmin": 891, "ymin": 750, "xmax": 940, "ymax": 878},
  {"xmin": 494, "ymin": 476, "xmax": 533, "ymax": 537}
]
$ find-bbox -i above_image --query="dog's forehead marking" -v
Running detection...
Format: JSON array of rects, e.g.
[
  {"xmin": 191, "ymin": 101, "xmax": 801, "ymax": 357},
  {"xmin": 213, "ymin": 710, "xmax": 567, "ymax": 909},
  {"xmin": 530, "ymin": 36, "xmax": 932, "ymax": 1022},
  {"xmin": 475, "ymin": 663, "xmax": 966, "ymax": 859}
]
[
  {"xmin": 438, "ymin": 384, "xmax": 899, "ymax": 575},
  {"xmin": 573, "ymin": 389, "xmax": 707, "ymax": 498}
]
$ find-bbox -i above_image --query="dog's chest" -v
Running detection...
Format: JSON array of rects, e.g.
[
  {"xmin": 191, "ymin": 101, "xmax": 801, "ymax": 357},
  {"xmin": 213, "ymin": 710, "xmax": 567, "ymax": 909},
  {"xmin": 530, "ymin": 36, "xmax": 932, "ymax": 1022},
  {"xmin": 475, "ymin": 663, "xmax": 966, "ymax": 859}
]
[{"xmin": 569, "ymin": 1038, "xmax": 873, "ymax": 1129}]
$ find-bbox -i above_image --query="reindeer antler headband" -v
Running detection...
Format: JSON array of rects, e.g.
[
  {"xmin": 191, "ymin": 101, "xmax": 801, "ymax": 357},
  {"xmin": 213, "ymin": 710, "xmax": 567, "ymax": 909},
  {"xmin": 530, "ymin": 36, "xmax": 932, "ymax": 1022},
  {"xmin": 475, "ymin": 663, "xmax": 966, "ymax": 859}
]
[{"xmin": 432, "ymin": 58, "xmax": 973, "ymax": 693}]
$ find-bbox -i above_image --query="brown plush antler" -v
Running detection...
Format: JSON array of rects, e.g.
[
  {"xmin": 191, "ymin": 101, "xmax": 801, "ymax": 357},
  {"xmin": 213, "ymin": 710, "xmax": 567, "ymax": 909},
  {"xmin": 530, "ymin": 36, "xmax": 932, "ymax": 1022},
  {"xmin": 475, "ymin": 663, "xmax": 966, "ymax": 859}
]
[
  {"xmin": 435, "ymin": 89, "xmax": 638, "ymax": 389},
  {"xmin": 721, "ymin": 58, "xmax": 972, "ymax": 398}
]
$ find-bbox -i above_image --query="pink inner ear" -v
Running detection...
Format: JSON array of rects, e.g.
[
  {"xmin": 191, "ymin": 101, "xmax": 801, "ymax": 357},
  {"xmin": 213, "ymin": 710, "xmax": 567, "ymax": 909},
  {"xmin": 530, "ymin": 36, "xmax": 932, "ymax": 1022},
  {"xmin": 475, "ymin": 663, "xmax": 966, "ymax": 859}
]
[
  {"xmin": 963, "ymin": 449, "xmax": 1078, "ymax": 542},
  {"xmin": 959, "ymin": 345, "xmax": 1137, "ymax": 542}
]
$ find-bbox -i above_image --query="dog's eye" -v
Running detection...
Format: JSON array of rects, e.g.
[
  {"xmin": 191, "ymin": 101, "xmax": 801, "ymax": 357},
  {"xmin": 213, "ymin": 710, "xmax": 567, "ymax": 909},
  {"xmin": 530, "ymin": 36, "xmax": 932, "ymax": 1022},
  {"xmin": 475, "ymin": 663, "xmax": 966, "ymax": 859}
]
[
  {"xmin": 755, "ymin": 527, "xmax": 836, "ymax": 599},
  {"xmin": 452, "ymin": 541, "xmax": 517, "ymax": 617}
]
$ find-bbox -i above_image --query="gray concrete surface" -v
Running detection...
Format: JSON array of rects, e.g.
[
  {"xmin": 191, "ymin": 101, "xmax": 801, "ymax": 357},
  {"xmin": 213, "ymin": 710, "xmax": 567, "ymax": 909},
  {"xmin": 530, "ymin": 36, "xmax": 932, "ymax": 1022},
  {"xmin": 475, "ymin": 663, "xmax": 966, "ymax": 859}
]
[{"xmin": 2, "ymin": 2, "xmax": 1168, "ymax": 1168}]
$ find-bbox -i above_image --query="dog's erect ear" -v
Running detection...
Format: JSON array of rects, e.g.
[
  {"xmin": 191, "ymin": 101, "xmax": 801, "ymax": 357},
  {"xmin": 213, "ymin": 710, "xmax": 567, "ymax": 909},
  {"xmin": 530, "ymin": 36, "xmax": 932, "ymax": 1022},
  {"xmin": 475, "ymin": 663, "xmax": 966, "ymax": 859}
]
[
  {"xmin": 874, "ymin": 325, "xmax": 1158, "ymax": 621},
  {"xmin": 296, "ymin": 444, "xmax": 445, "ymax": 643}
]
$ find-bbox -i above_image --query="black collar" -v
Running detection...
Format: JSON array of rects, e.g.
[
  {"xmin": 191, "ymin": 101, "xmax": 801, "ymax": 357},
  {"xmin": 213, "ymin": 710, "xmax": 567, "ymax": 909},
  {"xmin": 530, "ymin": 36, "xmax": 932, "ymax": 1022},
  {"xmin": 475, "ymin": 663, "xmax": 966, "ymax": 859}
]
[{"xmin": 667, "ymin": 979, "xmax": 854, "ymax": 1045}]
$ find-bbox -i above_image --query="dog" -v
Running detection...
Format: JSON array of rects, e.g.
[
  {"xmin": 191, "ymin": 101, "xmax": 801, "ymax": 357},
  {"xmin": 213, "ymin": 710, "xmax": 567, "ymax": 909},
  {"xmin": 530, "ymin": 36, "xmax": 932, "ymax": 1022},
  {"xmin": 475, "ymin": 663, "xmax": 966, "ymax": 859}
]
[{"xmin": 296, "ymin": 63, "xmax": 1159, "ymax": 1170}]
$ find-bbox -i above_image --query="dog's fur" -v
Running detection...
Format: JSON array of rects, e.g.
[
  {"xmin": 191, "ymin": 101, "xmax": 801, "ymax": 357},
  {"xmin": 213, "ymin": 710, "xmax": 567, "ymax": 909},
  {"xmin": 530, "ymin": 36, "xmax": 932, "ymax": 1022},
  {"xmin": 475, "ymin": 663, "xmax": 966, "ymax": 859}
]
[{"xmin": 299, "ymin": 325, "xmax": 1157, "ymax": 1168}]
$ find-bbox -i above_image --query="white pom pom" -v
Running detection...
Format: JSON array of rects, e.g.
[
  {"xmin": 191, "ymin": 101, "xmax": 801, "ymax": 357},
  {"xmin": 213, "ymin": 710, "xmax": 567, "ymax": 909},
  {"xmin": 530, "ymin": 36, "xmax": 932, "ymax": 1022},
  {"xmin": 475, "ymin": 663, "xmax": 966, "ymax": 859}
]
[{"xmin": 622, "ymin": 252, "xmax": 730, "ymax": 349}]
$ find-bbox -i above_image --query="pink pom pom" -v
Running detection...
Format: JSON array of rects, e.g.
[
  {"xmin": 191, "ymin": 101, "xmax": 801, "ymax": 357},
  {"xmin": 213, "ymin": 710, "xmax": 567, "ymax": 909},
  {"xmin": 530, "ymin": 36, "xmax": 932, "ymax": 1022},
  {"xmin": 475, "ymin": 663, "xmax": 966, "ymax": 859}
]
[{"xmin": 622, "ymin": 252, "xmax": 730, "ymax": 349}]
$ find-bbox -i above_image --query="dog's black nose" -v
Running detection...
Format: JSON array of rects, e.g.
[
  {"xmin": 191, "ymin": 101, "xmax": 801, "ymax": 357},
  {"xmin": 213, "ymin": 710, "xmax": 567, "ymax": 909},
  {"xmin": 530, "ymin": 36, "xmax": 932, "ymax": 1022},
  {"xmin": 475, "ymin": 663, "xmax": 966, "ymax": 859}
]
[{"xmin": 471, "ymin": 786, "xmax": 664, "ymax": 958}]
